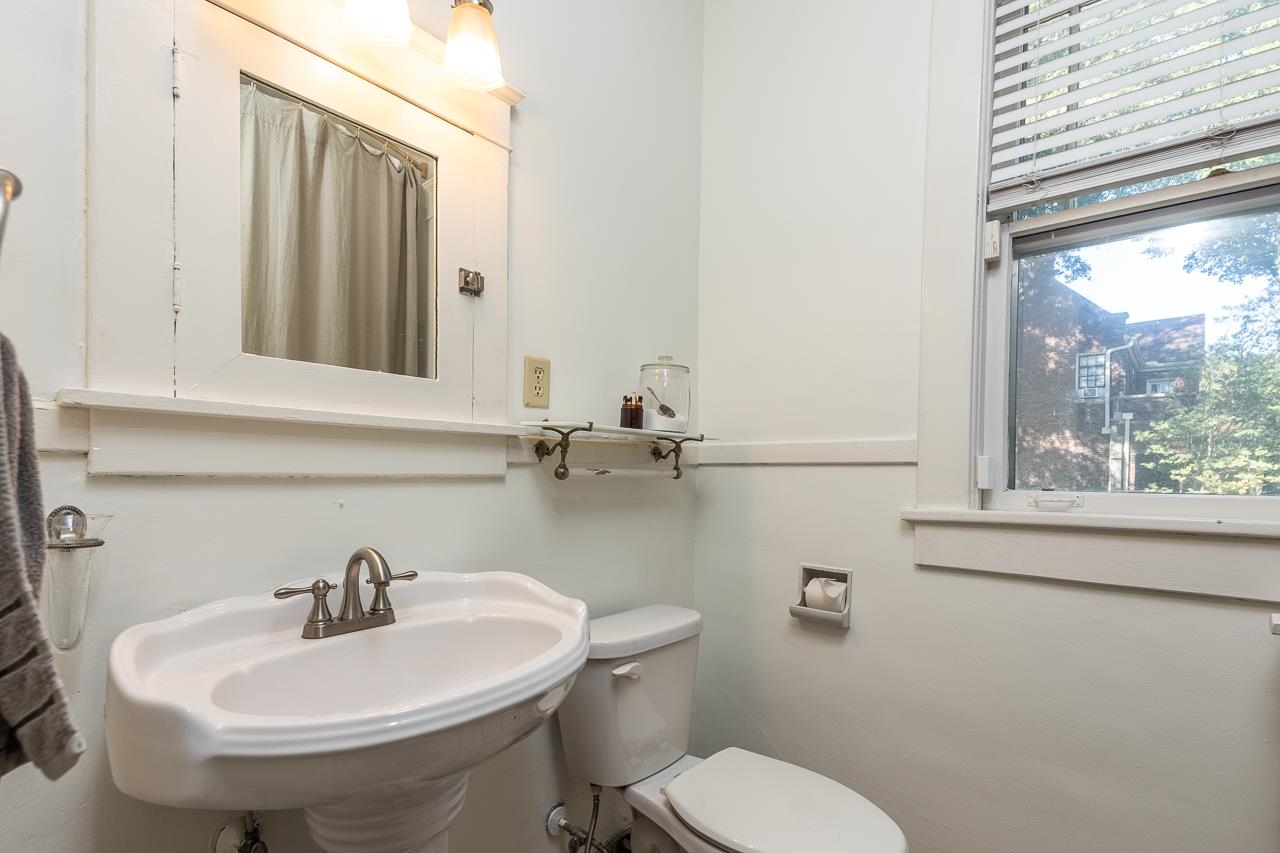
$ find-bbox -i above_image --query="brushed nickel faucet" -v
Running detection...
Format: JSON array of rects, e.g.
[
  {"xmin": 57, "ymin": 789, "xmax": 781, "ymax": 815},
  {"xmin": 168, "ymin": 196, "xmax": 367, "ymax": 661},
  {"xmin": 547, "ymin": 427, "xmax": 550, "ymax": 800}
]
[{"xmin": 274, "ymin": 547, "xmax": 418, "ymax": 639}]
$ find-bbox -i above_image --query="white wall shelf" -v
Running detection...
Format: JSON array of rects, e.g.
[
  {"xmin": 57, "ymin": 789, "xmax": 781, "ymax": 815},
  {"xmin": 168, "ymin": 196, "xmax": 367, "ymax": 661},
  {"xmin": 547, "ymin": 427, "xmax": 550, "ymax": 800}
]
[
  {"xmin": 55, "ymin": 389, "xmax": 529, "ymax": 478},
  {"xmin": 62, "ymin": 390, "xmax": 530, "ymax": 436},
  {"xmin": 521, "ymin": 421, "xmax": 709, "ymax": 442},
  {"xmin": 520, "ymin": 420, "xmax": 711, "ymax": 480}
]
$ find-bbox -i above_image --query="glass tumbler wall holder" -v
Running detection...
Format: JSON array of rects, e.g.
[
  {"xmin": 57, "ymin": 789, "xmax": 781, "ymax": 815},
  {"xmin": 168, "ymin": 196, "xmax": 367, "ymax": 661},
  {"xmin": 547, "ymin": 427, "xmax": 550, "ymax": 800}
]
[{"xmin": 44, "ymin": 505, "xmax": 110, "ymax": 652}]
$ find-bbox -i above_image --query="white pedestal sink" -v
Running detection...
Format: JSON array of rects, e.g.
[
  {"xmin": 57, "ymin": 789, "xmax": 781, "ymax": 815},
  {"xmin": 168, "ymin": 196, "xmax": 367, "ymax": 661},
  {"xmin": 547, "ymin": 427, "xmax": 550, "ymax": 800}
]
[{"xmin": 106, "ymin": 571, "xmax": 589, "ymax": 853}]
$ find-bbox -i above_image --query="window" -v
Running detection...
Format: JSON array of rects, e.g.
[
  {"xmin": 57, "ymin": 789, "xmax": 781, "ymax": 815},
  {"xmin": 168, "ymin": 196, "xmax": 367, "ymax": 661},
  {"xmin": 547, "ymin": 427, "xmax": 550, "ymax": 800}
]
[
  {"xmin": 980, "ymin": 1, "xmax": 1280, "ymax": 519},
  {"xmin": 1005, "ymin": 182, "xmax": 1280, "ymax": 498},
  {"xmin": 906, "ymin": 0, "xmax": 1280, "ymax": 602},
  {"xmin": 1075, "ymin": 353, "xmax": 1106, "ymax": 398}
]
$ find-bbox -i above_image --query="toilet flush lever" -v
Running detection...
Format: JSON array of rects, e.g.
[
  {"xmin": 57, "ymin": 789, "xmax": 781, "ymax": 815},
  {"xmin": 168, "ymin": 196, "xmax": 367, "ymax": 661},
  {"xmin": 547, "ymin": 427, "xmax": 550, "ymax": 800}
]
[{"xmin": 611, "ymin": 662, "xmax": 643, "ymax": 680}]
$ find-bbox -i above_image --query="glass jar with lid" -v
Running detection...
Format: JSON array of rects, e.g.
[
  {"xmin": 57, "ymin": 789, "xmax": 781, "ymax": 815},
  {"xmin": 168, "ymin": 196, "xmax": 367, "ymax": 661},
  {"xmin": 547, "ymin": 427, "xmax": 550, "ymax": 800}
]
[{"xmin": 639, "ymin": 356, "xmax": 690, "ymax": 432}]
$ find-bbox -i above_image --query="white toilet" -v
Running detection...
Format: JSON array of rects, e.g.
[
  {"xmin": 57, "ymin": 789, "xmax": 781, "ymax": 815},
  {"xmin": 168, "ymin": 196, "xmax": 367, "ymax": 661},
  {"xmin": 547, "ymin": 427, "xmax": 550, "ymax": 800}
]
[{"xmin": 557, "ymin": 605, "xmax": 908, "ymax": 853}]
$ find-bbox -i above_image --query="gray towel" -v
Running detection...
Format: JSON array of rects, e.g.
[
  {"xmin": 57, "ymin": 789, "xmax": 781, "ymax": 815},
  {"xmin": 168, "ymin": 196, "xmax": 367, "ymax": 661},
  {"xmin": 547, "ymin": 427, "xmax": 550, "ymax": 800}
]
[{"xmin": 0, "ymin": 334, "xmax": 82, "ymax": 780}]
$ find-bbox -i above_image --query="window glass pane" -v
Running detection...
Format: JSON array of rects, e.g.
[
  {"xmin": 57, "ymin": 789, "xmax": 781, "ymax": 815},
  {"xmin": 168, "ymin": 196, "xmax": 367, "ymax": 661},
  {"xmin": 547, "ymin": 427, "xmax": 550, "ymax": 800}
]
[{"xmin": 1010, "ymin": 191, "xmax": 1280, "ymax": 495}]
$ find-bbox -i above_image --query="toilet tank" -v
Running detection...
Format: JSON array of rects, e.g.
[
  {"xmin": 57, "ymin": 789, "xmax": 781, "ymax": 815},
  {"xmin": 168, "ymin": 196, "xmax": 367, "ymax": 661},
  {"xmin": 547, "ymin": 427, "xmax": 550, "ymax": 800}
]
[{"xmin": 556, "ymin": 605, "xmax": 703, "ymax": 788}]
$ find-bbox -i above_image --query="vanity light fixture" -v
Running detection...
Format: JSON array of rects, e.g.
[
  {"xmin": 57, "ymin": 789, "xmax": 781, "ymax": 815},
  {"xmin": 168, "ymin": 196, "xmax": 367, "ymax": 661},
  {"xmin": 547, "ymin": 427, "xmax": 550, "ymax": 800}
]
[
  {"xmin": 443, "ymin": 0, "xmax": 505, "ymax": 93},
  {"xmin": 342, "ymin": 0, "xmax": 414, "ymax": 46}
]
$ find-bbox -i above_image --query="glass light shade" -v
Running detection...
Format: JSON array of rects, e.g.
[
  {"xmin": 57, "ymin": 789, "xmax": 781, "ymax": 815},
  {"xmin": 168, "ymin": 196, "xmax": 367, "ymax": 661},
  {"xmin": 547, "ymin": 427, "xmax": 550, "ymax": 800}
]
[
  {"xmin": 343, "ymin": 0, "xmax": 413, "ymax": 46},
  {"xmin": 443, "ymin": 3, "xmax": 505, "ymax": 92}
]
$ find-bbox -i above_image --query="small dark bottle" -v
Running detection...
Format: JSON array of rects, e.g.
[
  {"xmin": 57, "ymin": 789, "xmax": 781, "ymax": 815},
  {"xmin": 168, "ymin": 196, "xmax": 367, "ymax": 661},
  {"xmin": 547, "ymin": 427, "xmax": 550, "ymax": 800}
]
[{"xmin": 621, "ymin": 395, "xmax": 644, "ymax": 429}]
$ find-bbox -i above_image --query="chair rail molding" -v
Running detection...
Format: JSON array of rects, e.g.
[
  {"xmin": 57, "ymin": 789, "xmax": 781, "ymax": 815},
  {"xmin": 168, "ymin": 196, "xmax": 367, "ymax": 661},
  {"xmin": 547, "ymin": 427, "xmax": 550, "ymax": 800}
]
[{"xmin": 691, "ymin": 437, "xmax": 918, "ymax": 467}]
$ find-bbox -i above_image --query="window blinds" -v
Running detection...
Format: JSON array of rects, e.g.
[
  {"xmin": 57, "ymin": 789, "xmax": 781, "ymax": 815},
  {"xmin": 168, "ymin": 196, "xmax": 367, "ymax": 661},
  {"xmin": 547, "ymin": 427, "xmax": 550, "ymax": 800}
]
[{"xmin": 989, "ymin": 0, "xmax": 1280, "ymax": 214}]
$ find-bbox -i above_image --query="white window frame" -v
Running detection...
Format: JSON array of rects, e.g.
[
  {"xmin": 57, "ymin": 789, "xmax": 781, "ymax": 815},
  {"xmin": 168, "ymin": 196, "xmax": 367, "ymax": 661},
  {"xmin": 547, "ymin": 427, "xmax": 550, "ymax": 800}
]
[
  {"xmin": 1145, "ymin": 379, "xmax": 1174, "ymax": 397},
  {"xmin": 978, "ymin": 163, "xmax": 1280, "ymax": 522}
]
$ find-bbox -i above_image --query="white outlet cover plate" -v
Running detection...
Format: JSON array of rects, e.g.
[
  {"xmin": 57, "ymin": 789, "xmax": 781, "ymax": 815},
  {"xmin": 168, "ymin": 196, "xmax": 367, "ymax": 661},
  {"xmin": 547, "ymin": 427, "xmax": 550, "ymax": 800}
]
[{"xmin": 524, "ymin": 356, "xmax": 550, "ymax": 408}]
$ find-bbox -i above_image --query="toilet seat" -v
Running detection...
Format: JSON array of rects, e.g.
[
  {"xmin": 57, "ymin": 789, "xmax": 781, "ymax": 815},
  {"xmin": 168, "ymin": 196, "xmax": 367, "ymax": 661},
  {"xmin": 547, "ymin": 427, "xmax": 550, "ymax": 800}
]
[{"xmin": 661, "ymin": 748, "xmax": 907, "ymax": 853}]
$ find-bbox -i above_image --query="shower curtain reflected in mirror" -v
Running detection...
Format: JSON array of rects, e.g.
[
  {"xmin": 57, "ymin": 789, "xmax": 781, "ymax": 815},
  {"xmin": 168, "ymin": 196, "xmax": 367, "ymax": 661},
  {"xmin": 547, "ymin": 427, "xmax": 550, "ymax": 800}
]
[{"xmin": 239, "ymin": 78, "xmax": 437, "ymax": 378}]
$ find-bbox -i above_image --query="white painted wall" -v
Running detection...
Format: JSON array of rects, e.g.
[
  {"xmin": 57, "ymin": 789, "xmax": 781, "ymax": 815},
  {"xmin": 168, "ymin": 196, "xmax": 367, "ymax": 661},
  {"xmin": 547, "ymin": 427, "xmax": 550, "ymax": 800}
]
[
  {"xmin": 409, "ymin": 0, "xmax": 705, "ymax": 424},
  {"xmin": 696, "ymin": 0, "xmax": 925, "ymax": 443},
  {"xmin": 693, "ymin": 3, "xmax": 1280, "ymax": 853},
  {"xmin": 0, "ymin": 0, "xmax": 703, "ymax": 850}
]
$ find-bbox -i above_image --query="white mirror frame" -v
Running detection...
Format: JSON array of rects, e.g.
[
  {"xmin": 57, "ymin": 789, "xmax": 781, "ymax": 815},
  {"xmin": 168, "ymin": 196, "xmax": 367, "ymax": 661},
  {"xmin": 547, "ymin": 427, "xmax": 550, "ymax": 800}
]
[
  {"xmin": 178, "ymin": 0, "xmax": 485, "ymax": 419},
  {"xmin": 70, "ymin": 0, "xmax": 521, "ymax": 476}
]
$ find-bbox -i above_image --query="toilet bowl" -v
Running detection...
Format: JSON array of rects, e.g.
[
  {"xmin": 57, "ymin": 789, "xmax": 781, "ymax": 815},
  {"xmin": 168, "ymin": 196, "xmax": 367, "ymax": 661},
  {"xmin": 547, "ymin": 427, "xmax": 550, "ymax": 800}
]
[{"xmin": 556, "ymin": 606, "xmax": 907, "ymax": 853}]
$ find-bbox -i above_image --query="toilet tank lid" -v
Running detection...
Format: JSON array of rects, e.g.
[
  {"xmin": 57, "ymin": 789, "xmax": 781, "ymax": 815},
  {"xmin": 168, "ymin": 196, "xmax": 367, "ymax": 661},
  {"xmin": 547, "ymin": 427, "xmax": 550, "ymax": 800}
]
[{"xmin": 588, "ymin": 605, "xmax": 703, "ymax": 659}]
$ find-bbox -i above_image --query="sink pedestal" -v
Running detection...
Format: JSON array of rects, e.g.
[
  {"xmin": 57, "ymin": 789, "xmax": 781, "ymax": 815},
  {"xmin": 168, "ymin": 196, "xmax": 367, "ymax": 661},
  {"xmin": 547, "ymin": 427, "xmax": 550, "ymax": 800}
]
[{"xmin": 305, "ymin": 771, "xmax": 470, "ymax": 853}]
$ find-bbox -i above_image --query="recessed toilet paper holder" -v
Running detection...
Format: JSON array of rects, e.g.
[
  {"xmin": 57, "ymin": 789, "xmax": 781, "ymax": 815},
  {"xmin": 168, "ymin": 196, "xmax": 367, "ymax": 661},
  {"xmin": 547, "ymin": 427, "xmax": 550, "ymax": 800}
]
[{"xmin": 788, "ymin": 564, "xmax": 851, "ymax": 629}]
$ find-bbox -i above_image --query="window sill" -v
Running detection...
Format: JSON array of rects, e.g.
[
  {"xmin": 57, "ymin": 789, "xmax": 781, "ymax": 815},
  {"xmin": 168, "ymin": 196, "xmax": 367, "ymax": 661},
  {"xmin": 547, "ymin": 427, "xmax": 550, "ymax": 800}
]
[
  {"xmin": 902, "ymin": 507, "xmax": 1280, "ymax": 604},
  {"xmin": 902, "ymin": 507, "xmax": 1280, "ymax": 540}
]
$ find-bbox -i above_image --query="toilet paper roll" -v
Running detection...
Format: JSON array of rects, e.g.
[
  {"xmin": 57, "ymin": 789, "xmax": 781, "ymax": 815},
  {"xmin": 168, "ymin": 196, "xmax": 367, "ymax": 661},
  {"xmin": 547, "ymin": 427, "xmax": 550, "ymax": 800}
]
[{"xmin": 803, "ymin": 578, "xmax": 847, "ymax": 613}]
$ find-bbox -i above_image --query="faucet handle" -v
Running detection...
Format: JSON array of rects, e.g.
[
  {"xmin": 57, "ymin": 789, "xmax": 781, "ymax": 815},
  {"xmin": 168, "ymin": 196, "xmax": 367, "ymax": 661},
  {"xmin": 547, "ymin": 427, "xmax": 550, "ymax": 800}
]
[
  {"xmin": 367, "ymin": 570, "xmax": 419, "ymax": 585},
  {"xmin": 274, "ymin": 579, "xmax": 336, "ymax": 628},
  {"xmin": 367, "ymin": 571, "xmax": 418, "ymax": 614}
]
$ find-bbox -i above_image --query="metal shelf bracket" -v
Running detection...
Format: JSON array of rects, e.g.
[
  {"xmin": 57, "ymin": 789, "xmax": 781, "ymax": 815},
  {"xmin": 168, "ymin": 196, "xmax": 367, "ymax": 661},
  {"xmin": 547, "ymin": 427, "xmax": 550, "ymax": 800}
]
[
  {"xmin": 649, "ymin": 436, "xmax": 702, "ymax": 480},
  {"xmin": 533, "ymin": 423, "xmax": 594, "ymax": 480}
]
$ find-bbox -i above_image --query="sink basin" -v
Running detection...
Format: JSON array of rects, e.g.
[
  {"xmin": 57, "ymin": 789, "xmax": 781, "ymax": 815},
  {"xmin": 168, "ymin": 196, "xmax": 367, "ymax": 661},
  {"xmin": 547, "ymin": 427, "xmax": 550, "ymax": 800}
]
[
  {"xmin": 209, "ymin": 616, "xmax": 565, "ymax": 718},
  {"xmin": 106, "ymin": 571, "xmax": 588, "ymax": 853}
]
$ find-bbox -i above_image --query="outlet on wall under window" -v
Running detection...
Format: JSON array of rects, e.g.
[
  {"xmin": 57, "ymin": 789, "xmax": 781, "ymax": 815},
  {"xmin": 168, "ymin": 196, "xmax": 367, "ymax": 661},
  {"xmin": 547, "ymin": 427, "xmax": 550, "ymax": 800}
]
[{"xmin": 523, "ymin": 356, "xmax": 550, "ymax": 408}]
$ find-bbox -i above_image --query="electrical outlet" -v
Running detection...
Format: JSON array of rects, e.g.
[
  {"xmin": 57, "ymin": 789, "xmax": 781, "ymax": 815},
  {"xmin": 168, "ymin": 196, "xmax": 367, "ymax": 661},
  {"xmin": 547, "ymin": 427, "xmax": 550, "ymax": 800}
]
[{"xmin": 523, "ymin": 356, "xmax": 550, "ymax": 408}]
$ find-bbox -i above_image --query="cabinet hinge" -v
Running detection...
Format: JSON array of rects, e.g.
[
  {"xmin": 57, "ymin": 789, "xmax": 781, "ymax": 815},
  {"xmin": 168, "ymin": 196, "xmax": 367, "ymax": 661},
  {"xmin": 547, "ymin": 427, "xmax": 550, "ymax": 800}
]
[
  {"xmin": 171, "ymin": 47, "xmax": 182, "ymax": 99},
  {"xmin": 172, "ymin": 261, "xmax": 183, "ymax": 315}
]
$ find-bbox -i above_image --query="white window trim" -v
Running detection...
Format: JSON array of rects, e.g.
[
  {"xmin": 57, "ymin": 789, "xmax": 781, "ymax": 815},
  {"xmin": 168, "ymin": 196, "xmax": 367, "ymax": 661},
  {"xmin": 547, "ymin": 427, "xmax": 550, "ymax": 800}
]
[
  {"xmin": 77, "ymin": 0, "xmax": 516, "ymax": 476},
  {"xmin": 910, "ymin": 0, "xmax": 1280, "ymax": 605}
]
